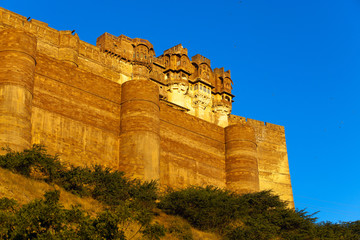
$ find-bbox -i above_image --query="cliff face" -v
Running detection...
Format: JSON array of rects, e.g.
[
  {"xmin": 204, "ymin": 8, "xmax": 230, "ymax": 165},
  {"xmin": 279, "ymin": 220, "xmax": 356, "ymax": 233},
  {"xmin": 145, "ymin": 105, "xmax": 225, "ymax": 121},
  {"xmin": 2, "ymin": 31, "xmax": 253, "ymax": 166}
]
[{"xmin": 0, "ymin": 7, "xmax": 294, "ymax": 207}]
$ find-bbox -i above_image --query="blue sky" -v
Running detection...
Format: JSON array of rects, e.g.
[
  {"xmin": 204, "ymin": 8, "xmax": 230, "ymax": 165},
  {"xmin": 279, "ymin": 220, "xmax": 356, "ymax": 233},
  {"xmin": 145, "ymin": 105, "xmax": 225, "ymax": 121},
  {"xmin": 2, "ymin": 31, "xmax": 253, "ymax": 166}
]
[{"xmin": 2, "ymin": 0, "xmax": 359, "ymax": 223}]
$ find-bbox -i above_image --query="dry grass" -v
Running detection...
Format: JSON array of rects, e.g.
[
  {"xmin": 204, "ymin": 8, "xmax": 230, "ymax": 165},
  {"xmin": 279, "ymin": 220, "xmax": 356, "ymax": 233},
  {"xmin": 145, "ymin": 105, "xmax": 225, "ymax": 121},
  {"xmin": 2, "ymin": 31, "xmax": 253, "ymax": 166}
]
[
  {"xmin": 154, "ymin": 211, "xmax": 221, "ymax": 240},
  {"xmin": 0, "ymin": 167, "xmax": 221, "ymax": 239},
  {"xmin": 0, "ymin": 167, "xmax": 103, "ymax": 215},
  {"xmin": 191, "ymin": 228, "xmax": 221, "ymax": 240}
]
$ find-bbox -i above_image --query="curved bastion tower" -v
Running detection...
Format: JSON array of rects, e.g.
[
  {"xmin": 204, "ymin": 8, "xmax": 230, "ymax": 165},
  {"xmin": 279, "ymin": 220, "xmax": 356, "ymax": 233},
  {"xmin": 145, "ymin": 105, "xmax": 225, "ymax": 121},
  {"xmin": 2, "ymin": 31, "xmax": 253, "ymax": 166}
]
[{"xmin": 0, "ymin": 7, "xmax": 294, "ymax": 207}]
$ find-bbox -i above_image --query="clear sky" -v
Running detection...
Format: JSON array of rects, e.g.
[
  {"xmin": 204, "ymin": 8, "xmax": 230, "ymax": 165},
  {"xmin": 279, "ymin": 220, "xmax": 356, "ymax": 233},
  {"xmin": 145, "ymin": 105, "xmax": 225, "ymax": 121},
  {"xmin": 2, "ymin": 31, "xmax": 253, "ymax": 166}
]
[{"xmin": 1, "ymin": 0, "xmax": 359, "ymax": 223}]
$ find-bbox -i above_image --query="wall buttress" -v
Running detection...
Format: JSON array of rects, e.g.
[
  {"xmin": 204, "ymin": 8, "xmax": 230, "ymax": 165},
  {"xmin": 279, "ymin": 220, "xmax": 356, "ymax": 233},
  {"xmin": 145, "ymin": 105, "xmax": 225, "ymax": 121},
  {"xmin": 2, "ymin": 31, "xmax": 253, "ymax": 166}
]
[{"xmin": 0, "ymin": 29, "xmax": 37, "ymax": 153}]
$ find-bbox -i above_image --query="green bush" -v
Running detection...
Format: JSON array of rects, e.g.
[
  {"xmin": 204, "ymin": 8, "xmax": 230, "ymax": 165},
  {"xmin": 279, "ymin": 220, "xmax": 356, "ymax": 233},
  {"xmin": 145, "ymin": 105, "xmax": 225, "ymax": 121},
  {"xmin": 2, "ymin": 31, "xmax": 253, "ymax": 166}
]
[
  {"xmin": 0, "ymin": 145, "xmax": 63, "ymax": 182},
  {"xmin": 167, "ymin": 217, "xmax": 193, "ymax": 240},
  {"xmin": 159, "ymin": 186, "xmax": 321, "ymax": 239},
  {"xmin": 141, "ymin": 222, "xmax": 166, "ymax": 240},
  {"xmin": 0, "ymin": 145, "xmax": 159, "ymax": 209},
  {"xmin": 89, "ymin": 165, "xmax": 132, "ymax": 206},
  {"xmin": 158, "ymin": 186, "xmax": 243, "ymax": 230},
  {"xmin": 56, "ymin": 166, "xmax": 93, "ymax": 196},
  {"xmin": 0, "ymin": 191, "xmax": 166, "ymax": 240},
  {"xmin": 0, "ymin": 190, "xmax": 84, "ymax": 239},
  {"xmin": 314, "ymin": 221, "xmax": 360, "ymax": 240},
  {"xmin": 1, "ymin": 146, "xmax": 359, "ymax": 240}
]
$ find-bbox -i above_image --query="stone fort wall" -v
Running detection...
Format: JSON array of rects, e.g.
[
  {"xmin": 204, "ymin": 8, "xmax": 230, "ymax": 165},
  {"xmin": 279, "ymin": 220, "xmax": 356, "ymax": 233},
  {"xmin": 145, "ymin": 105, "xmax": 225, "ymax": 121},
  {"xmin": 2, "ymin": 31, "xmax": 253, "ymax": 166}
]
[{"xmin": 0, "ymin": 7, "xmax": 294, "ymax": 207}]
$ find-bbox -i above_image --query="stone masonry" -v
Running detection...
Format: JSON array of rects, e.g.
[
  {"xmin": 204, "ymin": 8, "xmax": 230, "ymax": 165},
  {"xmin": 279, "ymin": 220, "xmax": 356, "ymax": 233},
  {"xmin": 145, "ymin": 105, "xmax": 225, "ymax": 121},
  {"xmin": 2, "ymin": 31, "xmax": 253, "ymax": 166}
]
[{"xmin": 0, "ymin": 7, "xmax": 294, "ymax": 207}]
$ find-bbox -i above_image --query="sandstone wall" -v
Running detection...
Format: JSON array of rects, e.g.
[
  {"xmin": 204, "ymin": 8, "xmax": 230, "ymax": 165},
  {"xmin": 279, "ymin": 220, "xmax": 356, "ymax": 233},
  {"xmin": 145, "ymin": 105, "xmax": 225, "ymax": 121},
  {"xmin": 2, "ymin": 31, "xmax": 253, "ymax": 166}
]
[
  {"xmin": 159, "ymin": 103, "xmax": 226, "ymax": 188},
  {"xmin": 0, "ymin": 7, "xmax": 294, "ymax": 206},
  {"xmin": 229, "ymin": 116, "xmax": 294, "ymax": 207},
  {"xmin": 32, "ymin": 53, "xmax": 121, "ymax": 169}
]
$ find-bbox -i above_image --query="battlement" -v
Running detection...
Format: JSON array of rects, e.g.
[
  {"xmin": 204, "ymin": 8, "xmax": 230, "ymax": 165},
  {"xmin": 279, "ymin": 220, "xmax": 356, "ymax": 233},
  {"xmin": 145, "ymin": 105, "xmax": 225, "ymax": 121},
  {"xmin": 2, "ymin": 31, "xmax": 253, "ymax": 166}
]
[
  {"xmin": 0, "ymin": 7, "xmax": 293, "ymax": 208},
  {"xmin": 214, "ymin": 67, "xmax": 231, "ymax": 79},
  {"xmin": 0, "ymin": 6, "xmax": 234, "ymax": 124},
  {"xmin": 163, "ymin": 44, "xmax": 188, "ymax": 56},
  {"xmin": 228, "ymin": 115, "xmax": 285, "ymax": 132},
  {"xmin": 0, "ymin": 7, "xmax": 59, "ymax": 46},
  {"xmin": 191, "ymin": 54, "xmax": 211, "ymax": 67},
  {"xmin": 132, "ymin": 37, "xmax": 154, "ymax": 50}
]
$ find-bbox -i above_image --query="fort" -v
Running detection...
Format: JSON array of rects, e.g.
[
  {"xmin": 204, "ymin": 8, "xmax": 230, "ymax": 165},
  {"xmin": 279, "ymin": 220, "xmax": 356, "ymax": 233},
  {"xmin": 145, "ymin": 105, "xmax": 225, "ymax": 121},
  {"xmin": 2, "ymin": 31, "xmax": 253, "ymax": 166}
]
[{"xmin": 0, "ymin": 7, "xmax": 294, "ymax": 207}]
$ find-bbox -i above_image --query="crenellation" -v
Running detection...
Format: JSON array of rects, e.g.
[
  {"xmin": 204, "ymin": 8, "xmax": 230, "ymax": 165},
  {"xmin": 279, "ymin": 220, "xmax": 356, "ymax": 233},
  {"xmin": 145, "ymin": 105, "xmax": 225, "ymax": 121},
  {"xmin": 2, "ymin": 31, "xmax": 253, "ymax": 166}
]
[
  {"xmin": 0, "ymin": 8, "xmax": 59, "ymax": 47},
  {"xmin": 163, "ymin": 44, "xmax": 188, "ymax": 56},
  {"xmin": 0, "ymin": 7, "xmax": 27, "ymax": 27},
  {"xmin": 247, "ymin": 118, "xmax": 266, "ymax": 127},
  {"xmin": 265, "ymin": 122, "xmax": 285, "ymax": 132},
  {"xmin": 0, "ymin": 8, "xmax": 294, "ymax": 207},
  {"xmin": 30, "ymin": 19, "xmax": 49, "ymax": 28},
  {"xmin": 192, "ymin": 54, "xmax": 211, "ymax": 67}
]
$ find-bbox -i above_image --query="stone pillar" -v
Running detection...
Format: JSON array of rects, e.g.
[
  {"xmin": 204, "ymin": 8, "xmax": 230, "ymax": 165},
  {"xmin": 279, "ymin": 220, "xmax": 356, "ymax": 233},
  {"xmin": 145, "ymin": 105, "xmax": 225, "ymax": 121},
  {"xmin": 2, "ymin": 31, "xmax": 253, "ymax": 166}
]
[
  {"xmin": 119, "ymin": 78, "xmax": 160, "ymax": 181},
  {"xmin": 225, "ymin": 123, "xmax": 260, "ymax": 193},
  {"xmin": 0, "ymin": 29, "xmax": 37, "ymax": 153}
]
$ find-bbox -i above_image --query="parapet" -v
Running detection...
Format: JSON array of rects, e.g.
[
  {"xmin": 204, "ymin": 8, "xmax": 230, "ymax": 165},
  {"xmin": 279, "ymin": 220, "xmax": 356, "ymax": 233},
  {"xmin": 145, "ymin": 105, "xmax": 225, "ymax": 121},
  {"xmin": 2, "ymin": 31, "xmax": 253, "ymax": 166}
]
[
  {"xmin": 163, "ymin": 44, "xmax": 188, "ymax": 56},
  {"xmin": 228, "ymin": 115, "xmax": 285, "ymax": 133},
  {"xmin": 96, "ymin": 33, "xmax": 155, "ymax": 63},
  {"xmin": 214, "ymin": 67, "xmax": 231, "ymax": 80},
  {"xmin": 191, "ymin": 54, "xmax": 211, "ymax": 67},
  {"xmin": 0, "ymin": 7, "xmax": 293, "ymax": 206}
]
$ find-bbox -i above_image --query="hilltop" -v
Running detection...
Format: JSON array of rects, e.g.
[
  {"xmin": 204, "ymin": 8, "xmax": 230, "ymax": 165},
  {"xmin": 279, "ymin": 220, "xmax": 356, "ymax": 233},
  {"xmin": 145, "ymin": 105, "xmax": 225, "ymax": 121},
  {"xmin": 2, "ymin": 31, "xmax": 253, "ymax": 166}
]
[{"xmin": 0, "ymin": 145, "xmax": 359, "ymax": 239}]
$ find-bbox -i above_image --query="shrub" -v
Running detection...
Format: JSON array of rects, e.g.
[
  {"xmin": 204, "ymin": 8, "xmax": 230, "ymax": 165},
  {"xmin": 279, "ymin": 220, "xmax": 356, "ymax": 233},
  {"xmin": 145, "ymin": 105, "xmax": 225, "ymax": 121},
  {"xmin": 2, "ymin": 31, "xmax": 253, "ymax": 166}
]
[
  {"xmin": 0, "ymin": 145, "xmax": 63, "ymax": 181},
  {"xmin": 158, "ymin": 186, "xmax": 242, "ymax": 230},
  {"xmin": 141, "ymin": 222, "xmax": 166, "ymax": 240},
  {"xmin": 159, "ymin": 186, "xmax": 322, "ymax": 239},
  {"xmin": 56, "ymin": 166, "xmax": 93, "ymax": 196},
  {"xmin": 0, "ymin": 145, "xmax": 159, "ymax": 209},
  {"xmin": 167, "ymin": 216, "xmax": 193, "ymax": 240}
]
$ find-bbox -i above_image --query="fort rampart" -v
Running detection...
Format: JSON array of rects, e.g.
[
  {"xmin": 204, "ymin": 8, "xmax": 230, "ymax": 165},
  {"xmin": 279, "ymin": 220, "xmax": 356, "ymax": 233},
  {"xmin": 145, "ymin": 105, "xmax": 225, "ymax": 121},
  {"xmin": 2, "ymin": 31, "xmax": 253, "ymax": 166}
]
[{"xmin": 0, "ymin": 7, "xmax": 294, "ymax": 207}]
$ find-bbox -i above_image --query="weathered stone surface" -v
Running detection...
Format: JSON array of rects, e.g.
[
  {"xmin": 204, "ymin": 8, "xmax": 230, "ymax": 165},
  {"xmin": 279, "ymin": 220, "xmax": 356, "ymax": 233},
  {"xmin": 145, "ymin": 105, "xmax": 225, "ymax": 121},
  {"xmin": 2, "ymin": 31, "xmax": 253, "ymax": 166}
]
[
  {"xmin": 0, "ymin": 7, "xmax": 294, "ymax": 207},
  {"xmin": 225, "ymin": 123, "xmax": 260, "ymax": 194},
  {"xmin": 0, "ymin": 28, "xmax": 37, "ymax": 153}
]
